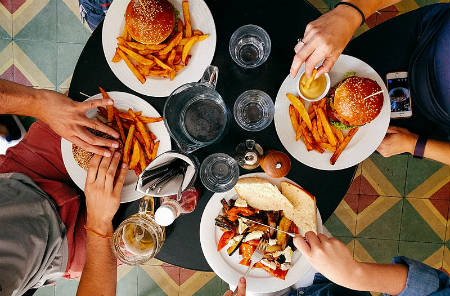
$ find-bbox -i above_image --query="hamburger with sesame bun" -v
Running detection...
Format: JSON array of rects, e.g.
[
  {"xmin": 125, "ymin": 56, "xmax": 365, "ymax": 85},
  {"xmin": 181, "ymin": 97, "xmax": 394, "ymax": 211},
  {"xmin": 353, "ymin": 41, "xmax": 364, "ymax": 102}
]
[
  {"xmin": 326, "ymin": 75, "xmax": 383, "ymax": 130},
  {"xmin": 72, "ymin": 129, "xmax": 121, "ymax": 170},
  {"xmin": 125, "ymin": 0, "xmax": 175, "ymax": 45}
]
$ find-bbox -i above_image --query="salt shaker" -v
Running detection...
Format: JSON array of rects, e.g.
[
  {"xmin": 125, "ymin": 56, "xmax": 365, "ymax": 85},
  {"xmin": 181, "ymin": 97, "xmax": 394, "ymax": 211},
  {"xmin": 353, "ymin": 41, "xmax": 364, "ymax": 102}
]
[{"xmin": 154, "ymin": 188, "xmax": 199, "ymax": 226}]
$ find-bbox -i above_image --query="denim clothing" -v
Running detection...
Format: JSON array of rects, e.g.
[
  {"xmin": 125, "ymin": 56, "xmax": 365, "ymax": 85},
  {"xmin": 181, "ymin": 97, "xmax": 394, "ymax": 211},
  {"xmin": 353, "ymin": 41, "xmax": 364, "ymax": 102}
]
[
  {"xmin": 288, "ymin": 256, "xmax": 449, "ymax": 296},
  {"xmin": 78, "ymin": 0, "xmax": 113, "ymax": 31}
]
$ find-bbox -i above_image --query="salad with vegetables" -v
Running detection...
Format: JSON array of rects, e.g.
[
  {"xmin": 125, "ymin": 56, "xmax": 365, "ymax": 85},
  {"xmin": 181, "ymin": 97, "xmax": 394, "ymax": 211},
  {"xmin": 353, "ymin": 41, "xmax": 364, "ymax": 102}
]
[{"xmin": 215, "ymin": 197, "xmax": 299, "ymax": 280}]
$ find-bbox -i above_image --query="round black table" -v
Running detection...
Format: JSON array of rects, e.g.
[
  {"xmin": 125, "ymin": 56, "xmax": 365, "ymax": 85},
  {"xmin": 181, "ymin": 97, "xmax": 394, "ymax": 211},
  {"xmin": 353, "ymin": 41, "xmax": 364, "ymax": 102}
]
[{"xmin": 68, "ymin": 0, "xmax": 356, "ymax": 271}]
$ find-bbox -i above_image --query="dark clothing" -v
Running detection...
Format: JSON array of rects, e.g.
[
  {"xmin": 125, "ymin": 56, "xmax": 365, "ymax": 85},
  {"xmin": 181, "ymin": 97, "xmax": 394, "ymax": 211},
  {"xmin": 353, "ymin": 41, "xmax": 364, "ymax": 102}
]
[{"xmin": 347, "ymin": 3, "xmax": 450, "ymax": 141}]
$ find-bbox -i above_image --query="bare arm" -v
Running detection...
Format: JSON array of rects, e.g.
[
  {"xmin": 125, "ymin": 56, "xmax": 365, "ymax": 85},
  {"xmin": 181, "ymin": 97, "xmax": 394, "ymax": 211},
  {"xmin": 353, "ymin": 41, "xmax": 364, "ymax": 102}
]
[
  {"xmin": 77, "ymin": 224, "xmax": 117, "ymax": 296},
  {"xmin": 377, "ymin": 126, "xmax": 450, "ymax": 165},
  {"xmin": 294, "ymin": 232, "xmax": 408, "ymax": 295},
  {"xmin": 76, "ymin": 152, "xmax": 127, "ymax": 296},
  {"xmin": 0, "ymin": 79, "xmax": 119, "ymax": 155},
  {"xmin": 290, "ymin": 0, "xmax": 401, "ymax": 78},
  {"xmin": 423, "ymin": 139, "xmax": 450, "ymax": 165}
]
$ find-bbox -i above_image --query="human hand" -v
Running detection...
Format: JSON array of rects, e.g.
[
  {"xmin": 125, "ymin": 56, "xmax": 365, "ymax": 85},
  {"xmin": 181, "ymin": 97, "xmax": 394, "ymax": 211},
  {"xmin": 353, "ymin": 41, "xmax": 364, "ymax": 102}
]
[
  {"xmin": 37, "ymin": 89, "xmax": 120, "ymax": 156},
  {"xmin": 377, "ymin": 126, "xmax": 418, "ymax": 157},
  {"xmin": 289, "ymin": 5, "xmax": 361, "ymax": 79},
  {"xmin": 294, "ymin": 232, "xmax": 361, "ymax": 288},
  {"xmin": 84, "ymin": 152, "xmax": 127, "ymax": 235},
  {"xmin": 223, "ymin": 277, "xmax": 246, "ymax": 296}
]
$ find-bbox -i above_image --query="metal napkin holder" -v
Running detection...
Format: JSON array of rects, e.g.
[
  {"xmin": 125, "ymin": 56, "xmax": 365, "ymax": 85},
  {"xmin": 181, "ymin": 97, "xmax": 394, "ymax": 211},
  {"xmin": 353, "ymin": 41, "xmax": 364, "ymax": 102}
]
[{"xmin": 136, "ymin": 151, "xmax": 199, "ymax": 197}]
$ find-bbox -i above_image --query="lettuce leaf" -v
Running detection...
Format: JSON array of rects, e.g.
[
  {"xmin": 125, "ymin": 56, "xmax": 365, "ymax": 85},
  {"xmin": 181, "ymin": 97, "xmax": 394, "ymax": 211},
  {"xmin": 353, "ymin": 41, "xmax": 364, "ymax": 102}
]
[{"xmin": 330, "ymin": 120, "xmax": 357, "ymax": 130}]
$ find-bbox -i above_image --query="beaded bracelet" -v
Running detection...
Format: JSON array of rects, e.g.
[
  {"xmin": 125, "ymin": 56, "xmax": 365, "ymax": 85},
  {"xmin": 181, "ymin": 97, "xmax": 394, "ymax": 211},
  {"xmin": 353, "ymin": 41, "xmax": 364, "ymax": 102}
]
[
  {"xmin": 335, "ymin": 2, "xmax": 366, "ymax": 26},
  {"xmin": 84, "ymin": 225, "xmax": 113, "ymax": 239}
]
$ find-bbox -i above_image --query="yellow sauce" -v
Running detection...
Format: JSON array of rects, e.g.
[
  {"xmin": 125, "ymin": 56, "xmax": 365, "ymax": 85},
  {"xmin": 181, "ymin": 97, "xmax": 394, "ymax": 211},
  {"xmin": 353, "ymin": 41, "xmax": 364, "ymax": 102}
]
[{"xmin": 299, "ymin": 73, "xmax": 327, "ymax": 100}]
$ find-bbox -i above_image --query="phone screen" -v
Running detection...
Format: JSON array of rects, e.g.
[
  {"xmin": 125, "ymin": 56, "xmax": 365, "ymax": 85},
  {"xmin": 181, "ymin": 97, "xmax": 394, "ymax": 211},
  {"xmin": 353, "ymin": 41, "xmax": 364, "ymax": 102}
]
[{"xmin": 387, "ymin": 77, "xmax": 411, "ymax": 113}]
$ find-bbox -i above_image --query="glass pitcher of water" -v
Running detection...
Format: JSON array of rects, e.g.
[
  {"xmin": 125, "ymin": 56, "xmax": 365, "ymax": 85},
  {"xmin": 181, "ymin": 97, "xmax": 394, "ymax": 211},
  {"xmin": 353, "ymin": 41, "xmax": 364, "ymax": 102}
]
[
  {"xmin": 163, "ymin": 65, "xmax": 230, "ymax": 153},
  {"xmin": 112, "ymin": 196, "xmax": 165, "ymax": 265}
]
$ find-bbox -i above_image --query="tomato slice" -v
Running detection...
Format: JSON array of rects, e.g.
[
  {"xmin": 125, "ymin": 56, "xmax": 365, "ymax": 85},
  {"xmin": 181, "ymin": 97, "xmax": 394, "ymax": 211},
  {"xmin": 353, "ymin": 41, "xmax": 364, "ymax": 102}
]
[
  {"xmin": 227, "ymin": 207, "xmax": 255, "ymax": 221},
  {"xmin": 217, "ymin": 231, "xmax": 234, "ymax": 251},
  {"xmin": 239, "ymin": 258, "xmax": 251, "ymax": 266},
  {"xmin": 239, "ymin": 243, "xmax": 256, "ymax": 259},
  {"xmin": 254, "ymin": 263, "xmax": 288, "ymax": 280}
]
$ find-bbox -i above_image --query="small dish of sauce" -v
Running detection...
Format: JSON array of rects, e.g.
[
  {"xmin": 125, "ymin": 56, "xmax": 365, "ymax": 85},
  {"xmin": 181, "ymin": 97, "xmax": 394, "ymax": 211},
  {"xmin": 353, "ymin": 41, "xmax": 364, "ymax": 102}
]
[{"xmin": 296, "ymin": 70, "xmax": 330, "ymax": 102}]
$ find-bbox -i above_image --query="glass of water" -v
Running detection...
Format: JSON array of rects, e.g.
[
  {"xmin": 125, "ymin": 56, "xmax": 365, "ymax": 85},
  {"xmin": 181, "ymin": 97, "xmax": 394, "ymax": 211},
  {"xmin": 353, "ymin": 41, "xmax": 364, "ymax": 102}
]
[
  {"xmin": 200, "ymin": 153, "xmax": 239, "ymax": 193},
  {"xmin": 233, "ymin": 90, "xmax": 274, "ymax": 131},
  {"xmin": 229, "ymin": 24, "xmax": 271, "ymax": 68}
]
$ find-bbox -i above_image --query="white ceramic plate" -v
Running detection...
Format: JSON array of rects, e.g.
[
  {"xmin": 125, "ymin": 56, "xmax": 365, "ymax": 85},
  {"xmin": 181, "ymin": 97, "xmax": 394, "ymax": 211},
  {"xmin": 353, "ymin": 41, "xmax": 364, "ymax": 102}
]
[
  {"xmin": 274, "ymin": 54, "xmax": 390, "ymax": 171},
  {"xmin": 102, "ymin": 0, "xmax": 217, "ymax": 97},
  {"xmin": 61, "ymin": 92, "xmax": 171, "ymax": 203},
  {"xmin": 200, "ymin": 172, "xmax": 323, "ymax": 294}
]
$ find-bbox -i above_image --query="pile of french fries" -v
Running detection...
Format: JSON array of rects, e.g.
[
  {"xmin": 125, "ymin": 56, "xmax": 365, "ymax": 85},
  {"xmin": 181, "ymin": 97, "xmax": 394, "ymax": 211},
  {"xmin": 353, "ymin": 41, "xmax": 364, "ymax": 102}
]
[
  {"xmin": 98, "ymin": 87, "xmax": 162, "ymax": 176},
  {"xmin": 286, "ymin": 93, "xmax": 359, "ymax": 165},
  {"xmin": 112, "ymin": 0, "xmax": 209, "ymax": 84}
]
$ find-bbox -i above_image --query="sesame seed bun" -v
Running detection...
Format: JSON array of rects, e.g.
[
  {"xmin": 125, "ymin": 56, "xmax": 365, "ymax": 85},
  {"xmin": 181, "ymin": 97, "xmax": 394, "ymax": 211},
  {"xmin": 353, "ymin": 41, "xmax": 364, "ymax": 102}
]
[
  {"xmin": 72, "ymin": 129, "xmax": 118, "ymax": 171},
  {"xmin": 125, "ymin": 0, "xmax": 175, "ymax": 45},
  {"xmin": 333, "ymin": 76, "xmax": 383, "ymax": 127}
]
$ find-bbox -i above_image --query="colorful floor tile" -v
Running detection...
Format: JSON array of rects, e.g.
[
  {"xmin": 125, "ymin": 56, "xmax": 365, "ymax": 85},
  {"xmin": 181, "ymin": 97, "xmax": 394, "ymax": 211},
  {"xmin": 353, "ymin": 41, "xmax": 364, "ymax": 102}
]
[{"xmin": 3, "ymin": 0, "xmax": 447, "ymax": 295}]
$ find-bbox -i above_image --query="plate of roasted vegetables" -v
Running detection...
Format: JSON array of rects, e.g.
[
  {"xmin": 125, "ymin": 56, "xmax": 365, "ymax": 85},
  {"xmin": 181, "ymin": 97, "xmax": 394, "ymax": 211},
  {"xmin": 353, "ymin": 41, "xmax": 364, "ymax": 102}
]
[{"xmin": 200, "ymin": 173, "xmax": 323, "ymax": 293}]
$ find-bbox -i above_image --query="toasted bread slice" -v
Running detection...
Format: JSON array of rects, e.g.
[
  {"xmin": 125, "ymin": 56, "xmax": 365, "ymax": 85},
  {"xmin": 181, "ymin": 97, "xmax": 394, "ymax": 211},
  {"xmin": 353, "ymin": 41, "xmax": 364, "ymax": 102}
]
[
  {"xmin": 281, "ymin": 181, "xmax": 317, "ymax": 234},
  {"xmin": 234, "ymin": 177, "xmax": 293, "ymax": 211}
]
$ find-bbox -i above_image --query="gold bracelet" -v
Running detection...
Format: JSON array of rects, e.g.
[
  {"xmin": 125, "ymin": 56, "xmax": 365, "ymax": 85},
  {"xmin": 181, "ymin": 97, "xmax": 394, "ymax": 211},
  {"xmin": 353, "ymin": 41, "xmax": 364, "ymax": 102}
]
[{"xmin": 84, "ymin": 225, "xmax": 113, "ymax": 239}]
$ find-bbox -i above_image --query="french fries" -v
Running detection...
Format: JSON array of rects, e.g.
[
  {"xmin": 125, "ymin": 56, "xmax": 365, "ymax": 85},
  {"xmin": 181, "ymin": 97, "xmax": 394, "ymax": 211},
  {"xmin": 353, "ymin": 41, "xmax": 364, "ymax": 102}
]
[
  {"xmin": 118, "ymin": 45, "xmax": 155, "ymax": 66},
  {"xmin": 286, "ymin": 93, "xmax": 312, "ymax": 130},
  {"xmin": 112, "ymin": 0, "xmax": 207, "ymax": 85},
  {"xmin": 129, "ymin": 140, "xmax": 140, "ymax": 169},
  {"xmin": 99, "ymin": 86, "xmax": 114, "ymax": 124},
  {"xmin": 182, "ymin": 36, "xmax": 199, "ymax": 64},
  {"xmin": 286, "ymin": 94, "xmax": 360, "ymax": 165},
  {"xmin": 316, "ymin": 106, "xmax": 337, "ymax": 146},
  {"xmin": 123, "ymin": 124, "xmax": 135, "ymax": 164},
  {"xmin": 330, "ymin": 128, "xmax": 358, "ymax": 165},
  {"xmin": 117, "ymin": 49, "xmax": 146, "ymax": 84},
  {"xmin": 95, "ymin": 88, "xmax": 162, "ymax": 175},
  {"xmin": 182, "ymin": 1, "xmax": 192, "ymax": 38}
]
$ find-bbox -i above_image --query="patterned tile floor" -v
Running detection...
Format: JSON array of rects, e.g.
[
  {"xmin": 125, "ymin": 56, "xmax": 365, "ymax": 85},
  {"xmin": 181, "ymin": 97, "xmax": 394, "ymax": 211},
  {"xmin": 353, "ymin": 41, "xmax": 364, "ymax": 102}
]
[{"xmin": 0, "ymin": 0, "xmax": 449, "ymax": 295}]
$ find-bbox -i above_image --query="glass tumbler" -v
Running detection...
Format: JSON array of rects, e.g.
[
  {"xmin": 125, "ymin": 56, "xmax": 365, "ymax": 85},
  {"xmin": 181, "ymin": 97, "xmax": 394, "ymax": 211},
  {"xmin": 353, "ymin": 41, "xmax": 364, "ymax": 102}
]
[
  {"xmin": 112, "ymin": 197, "xmax": 165, "ymax": 265},
  {"xmin": 233, "ymin": 90, "xmax": 274, "ymax": 131},
  {"xmin": 229, "ymin": 24, "xmax": 271, "ymax": 68},
  {"xmin": 200, "ymin": 153, "xmax": 239, "ymax": 193}
]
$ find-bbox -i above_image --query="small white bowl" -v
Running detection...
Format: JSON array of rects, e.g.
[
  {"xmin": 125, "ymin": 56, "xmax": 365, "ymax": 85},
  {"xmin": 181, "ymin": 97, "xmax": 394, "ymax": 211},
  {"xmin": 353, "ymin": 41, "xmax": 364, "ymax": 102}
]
[{"xmin": 295, "ymin": 70, "xmax": 330, "ymax": 102}]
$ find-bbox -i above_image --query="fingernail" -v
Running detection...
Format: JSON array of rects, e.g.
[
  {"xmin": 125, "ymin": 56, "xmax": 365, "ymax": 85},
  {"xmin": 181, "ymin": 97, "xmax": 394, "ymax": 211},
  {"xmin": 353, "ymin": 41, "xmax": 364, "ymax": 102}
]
[
  {"xmin": 104, "ymin": 151, "xmax": 111, "ymax": 157},
  {"xmin": 114, "ymin": 152, "xmax": 120, "ymax": 158},
  {"xmin": 122, "ymin": 163, "xmax": 127, "ymax": 168},
  {"xmin": 112, "ymin": 142, "xmax": 119, "ymax": 148},
  {"xmin": 240, "ymin": 278, "xmax": 245, "ymax": 283},
  {"xmin": 107, "ymin": 99, "xmax": 114, "ymax": 105}
]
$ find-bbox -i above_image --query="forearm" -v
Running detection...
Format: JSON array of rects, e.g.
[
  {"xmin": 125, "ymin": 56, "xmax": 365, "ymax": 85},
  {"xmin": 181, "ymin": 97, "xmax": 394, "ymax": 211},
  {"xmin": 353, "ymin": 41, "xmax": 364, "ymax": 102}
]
[
  {"xmin": 424, "ymin": 139, "xmax": 450, "ymax": 165},
  {"xmin": 0, "ymin": 79, "xmax": 48, "ymax": 118},
  {"xmin": 345, "ymin": 262, "xmax": 408, "ymax": 295},
  {"xmin": 76, "ymin": 222, "xmax": 117, "ymax": 296},
  {"xmin": 343, "ymin": 0, "xmax": 401, "ymax": 19}
]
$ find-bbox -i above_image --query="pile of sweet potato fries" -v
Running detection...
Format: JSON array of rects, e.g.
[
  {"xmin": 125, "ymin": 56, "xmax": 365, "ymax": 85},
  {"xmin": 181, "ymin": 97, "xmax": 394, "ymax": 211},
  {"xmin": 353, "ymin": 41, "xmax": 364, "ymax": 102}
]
[
  {"xmin": 98, "ymin": 87, "xmax": 162, "ymax": 176},
  {"xmin": 286, "ymin": 93, "xmax": 358, "ymax": 165},
  {"xmin": 112, "ymin": 0, "xmax": 209, "ymax": 84}
]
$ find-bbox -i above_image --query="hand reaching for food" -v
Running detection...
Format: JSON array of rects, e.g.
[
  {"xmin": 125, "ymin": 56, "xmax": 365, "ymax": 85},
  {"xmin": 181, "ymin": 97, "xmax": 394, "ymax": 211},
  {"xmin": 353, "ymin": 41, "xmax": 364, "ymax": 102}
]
[
  {"xmin": 38, "ymin": 90, "xmax": 120, "ymax": 156},
  {"xmin": 289, "ymin": 5, "xmax": 361, "ymax": 79},
  {"xmin": 377, "ymin": 126, "xmax": 418, "ymax": 157},
  {"xmin": 84, "ymin": 153, "xmax": 127, "ymax": 236},
  {"xmin": 294, "ymin": 232, "xmax": 360, "ymax": 288}
]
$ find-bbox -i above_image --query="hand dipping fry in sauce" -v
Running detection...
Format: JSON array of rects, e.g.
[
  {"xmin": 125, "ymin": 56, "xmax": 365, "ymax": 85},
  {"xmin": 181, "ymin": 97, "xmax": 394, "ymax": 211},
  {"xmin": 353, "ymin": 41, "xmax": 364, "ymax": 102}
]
[{"xmin": 299, "ymin": 69, "xmax": 328, "ymax": 100}]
